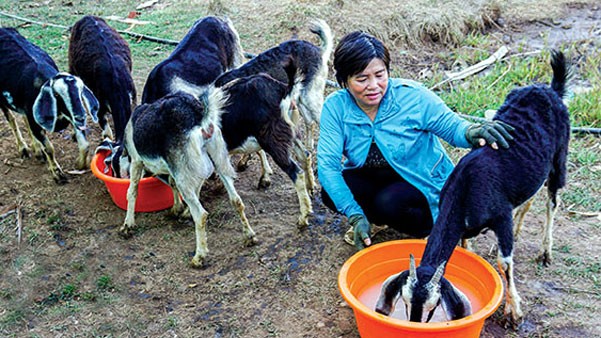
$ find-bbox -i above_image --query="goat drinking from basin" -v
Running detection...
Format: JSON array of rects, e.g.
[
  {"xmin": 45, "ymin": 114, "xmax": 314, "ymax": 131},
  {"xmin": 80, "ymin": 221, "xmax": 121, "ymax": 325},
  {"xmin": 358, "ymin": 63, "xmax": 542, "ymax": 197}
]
[
  {"xmin": 141, "ymin": 16, "xmax": 243, "ymax": 104},
  {"xmin": 69, "ymin": 15, "xmax": 136, "ymax": 144},
  {"xmin": 375, "ymin": 50, "xmax": 571, "ymax": 326},
  {"xmin": 121, "ymin": 90, "xmax": 256, "ymax": 268}
]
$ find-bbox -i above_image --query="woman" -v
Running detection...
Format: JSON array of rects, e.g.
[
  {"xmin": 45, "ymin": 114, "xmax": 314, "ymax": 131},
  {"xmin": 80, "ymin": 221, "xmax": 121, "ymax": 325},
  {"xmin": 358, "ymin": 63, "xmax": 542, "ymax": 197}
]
[{"xmin": 317, "ymin": 31, "xmax": 514, "ymax": 250}]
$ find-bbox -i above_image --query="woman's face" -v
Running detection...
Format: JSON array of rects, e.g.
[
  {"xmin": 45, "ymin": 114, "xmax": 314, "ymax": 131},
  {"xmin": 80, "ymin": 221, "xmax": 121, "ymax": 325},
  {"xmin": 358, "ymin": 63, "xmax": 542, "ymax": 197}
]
[{"xmin": 347, "ymin": 58, "xmax": 388, "ymax": 114}]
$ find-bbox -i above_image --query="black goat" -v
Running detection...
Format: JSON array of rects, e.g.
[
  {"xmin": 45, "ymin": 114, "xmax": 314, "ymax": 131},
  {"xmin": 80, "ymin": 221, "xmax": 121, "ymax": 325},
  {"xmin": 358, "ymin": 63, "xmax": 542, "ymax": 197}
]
[
  {"xmin": 121, "ymin": 90, "xmax": 256, "ymax": 268},
  {"xmin": 141, "ymin": 16, "xmax": 243, "ymax": 104},
  {"xmin": 214, "ymin": 19, "xmax": 333, "ymax": 194},
  {"xmin": 0, "ymin": 27, "xmax": 99, "ymax": 183},
  {"xmin": 69, "ymin": 15, "xmax": 136, "ymax": 144},
  {"xmin": 220, "ymin": 72, "xmax": 313, "ymax": 228},
  {"xmin": 375, "ymin": 50, "xmax": 571, "ymax": 326}
]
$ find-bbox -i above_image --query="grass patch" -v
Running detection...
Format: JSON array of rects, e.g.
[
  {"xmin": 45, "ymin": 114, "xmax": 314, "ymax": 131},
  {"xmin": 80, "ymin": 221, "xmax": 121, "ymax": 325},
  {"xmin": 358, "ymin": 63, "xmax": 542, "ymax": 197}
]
[
  {"xmin": 430, "ymin": 48, "xmax": 600, "ymax": 215},
  {"xmin": 0, "ymin": 309, "xmax": 26, "ymax": 331},
  {"xmin": 96, "ymin": 275, "xmax": 115, "ymax": 291}
]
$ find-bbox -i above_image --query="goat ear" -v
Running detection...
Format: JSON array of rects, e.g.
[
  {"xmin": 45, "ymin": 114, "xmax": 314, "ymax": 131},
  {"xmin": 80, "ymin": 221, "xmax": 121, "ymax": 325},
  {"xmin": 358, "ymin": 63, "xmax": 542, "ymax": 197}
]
[
  {"xmin": 33, "ymin": 82, "xmax": 58, "ymax": 131},
  {"xmin": 439, "ymin": 277, "xmax": 472, "ymax": 321},
  {"xmin": 81, "ymin": 85, "xmax": 99, "ymax": 123},
  {"xmin": 375, "ymin": 270, "xmax": 409, "ymax": 316}
]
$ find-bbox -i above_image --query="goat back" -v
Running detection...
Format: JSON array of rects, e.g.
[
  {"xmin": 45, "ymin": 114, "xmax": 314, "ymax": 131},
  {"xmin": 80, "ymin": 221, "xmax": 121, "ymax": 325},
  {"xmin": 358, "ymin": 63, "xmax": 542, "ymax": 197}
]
[
  {"xmin": 0, "ymin": 28, "xmax": 59, "ymax": 109},
  {"xmin": 220, "ymin": 74, "xmax": 290, "ymax": 150},
  {"xmin": 215, "ymin": 40, "xmax": 322, "ymax": 87}
]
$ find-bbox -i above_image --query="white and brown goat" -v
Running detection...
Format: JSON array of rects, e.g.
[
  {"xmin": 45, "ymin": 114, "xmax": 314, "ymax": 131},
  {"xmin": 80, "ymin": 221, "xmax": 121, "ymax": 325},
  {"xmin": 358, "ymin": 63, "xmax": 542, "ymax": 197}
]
[{"xmin": 69, "ymin": 15, "xmax": 136, "ymax": 144}]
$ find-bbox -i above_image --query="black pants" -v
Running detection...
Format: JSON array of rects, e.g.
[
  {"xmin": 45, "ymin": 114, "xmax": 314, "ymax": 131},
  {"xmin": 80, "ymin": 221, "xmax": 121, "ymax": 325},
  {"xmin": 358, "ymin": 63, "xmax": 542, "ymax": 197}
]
[{"xmin": 321, "ymin": 166, "xmax": 433, "ymax": 238}]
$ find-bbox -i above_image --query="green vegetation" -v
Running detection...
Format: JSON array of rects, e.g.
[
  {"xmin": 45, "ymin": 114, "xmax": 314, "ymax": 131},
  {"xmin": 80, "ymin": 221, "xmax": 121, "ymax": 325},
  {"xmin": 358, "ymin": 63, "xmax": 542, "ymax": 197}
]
[
  {"xmin": 96, "ymin": 275, "xmax": 114, "ymax": 291},
  {"xmin": 427, "ymin": 39, "xmax": 600, "ymax": 213}
]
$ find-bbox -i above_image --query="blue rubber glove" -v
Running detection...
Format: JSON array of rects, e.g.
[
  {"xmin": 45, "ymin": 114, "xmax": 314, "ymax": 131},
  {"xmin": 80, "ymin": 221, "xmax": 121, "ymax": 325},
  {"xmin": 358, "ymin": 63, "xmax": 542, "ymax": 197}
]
[
  {"xmin": 465, "ymin": 120, "xmax": 515, "ymax": 149},
  {"xmin": 349, "ymin": 214, "xmax": 372, "ymax": 250}
]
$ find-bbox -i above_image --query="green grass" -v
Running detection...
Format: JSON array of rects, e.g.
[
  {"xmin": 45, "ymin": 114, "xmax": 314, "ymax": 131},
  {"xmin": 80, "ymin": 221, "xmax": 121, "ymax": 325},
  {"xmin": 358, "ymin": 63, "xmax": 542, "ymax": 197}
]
[
  {"xmin": 96, "ymin": 275, "xmax": 114, "ymax": 291},
  {"xmin": 428, "ymin": 44, "xmax": 601, "ymax": 214}
]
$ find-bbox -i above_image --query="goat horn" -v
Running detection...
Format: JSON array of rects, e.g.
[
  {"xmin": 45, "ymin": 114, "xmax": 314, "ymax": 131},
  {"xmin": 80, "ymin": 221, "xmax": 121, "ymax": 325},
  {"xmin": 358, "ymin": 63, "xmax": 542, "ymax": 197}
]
[
  {"xmin": 430, "ymin": 260, "xmax": 447, "ymax": 285},
  {"xmin": 409, "ymin": 254, "xmax": 417, "ymax": 279}
]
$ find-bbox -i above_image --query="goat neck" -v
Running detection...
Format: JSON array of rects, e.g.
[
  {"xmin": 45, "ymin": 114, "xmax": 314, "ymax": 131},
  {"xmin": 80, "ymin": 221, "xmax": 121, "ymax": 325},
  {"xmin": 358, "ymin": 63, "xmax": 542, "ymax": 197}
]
[{"xmin": 420, "ymin": 207, "xmax": 465, "ymax": 269}]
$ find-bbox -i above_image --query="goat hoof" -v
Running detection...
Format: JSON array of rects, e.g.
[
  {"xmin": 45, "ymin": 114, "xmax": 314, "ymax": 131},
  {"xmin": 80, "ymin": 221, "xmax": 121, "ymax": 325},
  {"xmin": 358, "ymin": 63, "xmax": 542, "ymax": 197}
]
[
  {"xmin": 236, "ymin": 162, "xmax": 249, "ymax": 172},
  {"xmin": 190, "ymin": 256, "xmax": 206, "ymax": 268},
  {"xmin": 503, "ymin": 305, "xmax": 523, "ymax": 329},
  {"xmin": 297, "ymin": 217, "xmax": 309, "ymax": 230},
  {"xmin": 244, "ymin": 236, "xmax": 258, "ymax": 247},
  {"xmin": 171, "ymin": 208, "xmax": 191, "ymax": 221},
  {"xmin": 118, "ymin": 227, "xmax": 135, "ymax": 239},
  {"xmin": 536, "ymin": 252, "xmax": 552, "ymax": 266},
  {"xmin": 35, "ymin": 153, "xmax": 46, "ymax": 163},
  {"xmin": 53, "ymin": 173, "xmax": 69, "ymax": 185},
  {"xmin": 76, "ymin": 160, "xmax": 89, "ymax": 170},
  {"xmin": 257, "ymin": 178, "xmax": 271, "ymax": 190},
  {"xmin": 19, "ymin": 148, "xmax": 31, "ymax": 159}
]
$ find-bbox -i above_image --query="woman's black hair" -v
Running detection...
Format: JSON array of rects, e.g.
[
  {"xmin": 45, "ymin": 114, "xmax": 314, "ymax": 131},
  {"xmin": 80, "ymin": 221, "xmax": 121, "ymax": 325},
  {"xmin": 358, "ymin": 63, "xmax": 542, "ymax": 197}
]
[{"xmin": 333, "ymin": 31, "xmax": 391, "ymax": 88}]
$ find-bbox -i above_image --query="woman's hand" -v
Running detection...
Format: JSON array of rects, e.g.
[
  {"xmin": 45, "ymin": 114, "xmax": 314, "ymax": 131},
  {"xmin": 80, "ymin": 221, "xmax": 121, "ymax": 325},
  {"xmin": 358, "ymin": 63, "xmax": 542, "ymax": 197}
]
[
  {"xmin": 465, "ymin": 120, "xmax": 515, "ymax": 149},
  {"xmin": 349, "ymin": 214, "xmax": 372, "ymax": 249}
]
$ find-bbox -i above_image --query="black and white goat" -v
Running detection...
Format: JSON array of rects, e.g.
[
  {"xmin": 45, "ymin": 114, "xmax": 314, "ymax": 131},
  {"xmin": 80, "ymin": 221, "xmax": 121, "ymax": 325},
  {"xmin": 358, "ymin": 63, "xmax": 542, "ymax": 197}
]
[
  {"xmin": 141, "ymin": 15, "xmax": 243, "ymax": 104},
  {"xmin": 121, "ymin": 91, "xmax": 256, "ymax": 268},
  {"xmin": 375, "ymin": 50, "xmax": 571, "ymax": 325},
  {"xmin": 220, "ymin": 71, "xmax": 313, "ymax": 228},
  {"xmin": 69, "ymin": 15, "xmax": 136, "ymax": 144},
  {"xmin": 0, "ymin": 27, "xmax": 99, "ymax": 183},
  {"xmin": 214, "ymin": 19, "xmax": 333, "ymax": 194}
]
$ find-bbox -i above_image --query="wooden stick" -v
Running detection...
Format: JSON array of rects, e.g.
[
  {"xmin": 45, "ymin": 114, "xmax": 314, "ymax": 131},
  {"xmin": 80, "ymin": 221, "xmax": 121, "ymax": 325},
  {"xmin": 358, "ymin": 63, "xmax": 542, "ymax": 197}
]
[
  {"xmin": 0, "ymin": 204, "xmax": 17, "ymax": 218},
  {"xmin": 16, "ymin": 200, "xmax": 22, "ymax": 246},
  {"xmin": 485, "ymin": 63, "xmax": 512, "ymax": 91},
  {"xmin": 430, "ymin": 46, "xmax": 509, "ymax": 90}
]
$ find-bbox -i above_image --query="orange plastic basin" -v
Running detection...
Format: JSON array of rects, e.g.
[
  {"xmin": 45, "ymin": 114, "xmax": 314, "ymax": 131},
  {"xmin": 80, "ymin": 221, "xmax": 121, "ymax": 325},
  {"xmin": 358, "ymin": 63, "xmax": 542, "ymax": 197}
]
[
  {"xmin": 90, "ymin": 151, "xmax": 174, "ymax": 212},
  {"xmin": 338, "ymin": 239, "xmax": 503, "ymax": 338}
]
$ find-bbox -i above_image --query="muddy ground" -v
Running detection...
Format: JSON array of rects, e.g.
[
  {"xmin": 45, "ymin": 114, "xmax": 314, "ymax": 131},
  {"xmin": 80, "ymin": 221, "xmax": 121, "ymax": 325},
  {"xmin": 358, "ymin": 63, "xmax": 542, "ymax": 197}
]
[{"xmin": 1, "ymin": 2, "xmax": 600, "ymax": 338}]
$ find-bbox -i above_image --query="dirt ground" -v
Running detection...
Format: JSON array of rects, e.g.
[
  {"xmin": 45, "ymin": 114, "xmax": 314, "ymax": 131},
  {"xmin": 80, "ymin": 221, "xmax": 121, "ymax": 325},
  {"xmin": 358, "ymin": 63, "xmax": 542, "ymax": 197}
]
[{"xmin": 1, "ymin": 2, "xmax": 600, "ymax": 338}]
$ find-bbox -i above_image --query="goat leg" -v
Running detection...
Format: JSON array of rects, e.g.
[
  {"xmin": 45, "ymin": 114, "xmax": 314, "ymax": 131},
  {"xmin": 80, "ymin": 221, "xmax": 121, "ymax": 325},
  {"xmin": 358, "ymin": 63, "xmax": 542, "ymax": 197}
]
[
  {"xmin": 496, "ymin": 221, "xmax": 523, "ymax": 327},
  {"xmin": 236, "ymin": 153, "xmax": 252, "ymax": 172},
  {"xmin": 175, "ymin": 181, "xmax": 210, "ymax": 268},
  {"xmin": 3, "ymin": 109, "xmax": 31, "ymax": 158},
  {"xmin": 168, "ymin": 176, "xmax": 189, "ymax": 220},
  {"xmin": 294, "ymin": 171, "xmax": 313, "ymax": 229},
  {"xmin": 513, "ymin": 196, "xmax": 535, "ymax": 239},
  {"xmin": 73, "ymin": 129, "xmax": 90, "ymax": 170},
  {"xmin": 497, "ymin": 254, "xmax": 523, "ymax": 328},
  {"xmin": 38, "ymin": 135, "xmax": 68, "ymax": 184},
  {"xmin": 220, "ymin": 173, "xmax": 258, "ymax": 247},
  {"xmin": 537, "ymin": 190, "xmax": 558, "ymax": 266},
  {"xmin": 292, "ymin": 138, "xmax": 317, "ymax": 196},
  {"xmin": 23, "ymin": 118, "xmax": 46, "ymax": 163},
  {"xmin": 257, "ymin": 150, "xmax": 273, "ymax": 189},
  {"xmin": 120, "ymin": 160, "xmax": 144, "ymax": 238}
]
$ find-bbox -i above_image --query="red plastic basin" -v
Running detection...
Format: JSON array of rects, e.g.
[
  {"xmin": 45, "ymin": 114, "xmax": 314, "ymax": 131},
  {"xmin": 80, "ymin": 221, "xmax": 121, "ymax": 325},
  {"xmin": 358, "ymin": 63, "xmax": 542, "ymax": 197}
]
[
  {"xmin": 338, "ymin": 239, "xmax": 503, "ymax": 338},
  {"xmin": 90, "ymin": 151, "xmax": 174, "ymax": 212}
]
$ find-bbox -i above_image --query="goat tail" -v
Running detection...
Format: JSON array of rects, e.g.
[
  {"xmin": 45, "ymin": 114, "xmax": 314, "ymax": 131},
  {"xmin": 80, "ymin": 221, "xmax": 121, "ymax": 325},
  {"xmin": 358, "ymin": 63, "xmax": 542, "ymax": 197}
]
[
  {"xmin": 309, "ymin": 19, "xmax": 334, "ymax": 63},
  {"xmin": 550, "ymin": 50, "xmax": 572, "ymax": 101},
  {"xmin": 205, "ymin": 86, "xmax": 229, "ymax": 129}
]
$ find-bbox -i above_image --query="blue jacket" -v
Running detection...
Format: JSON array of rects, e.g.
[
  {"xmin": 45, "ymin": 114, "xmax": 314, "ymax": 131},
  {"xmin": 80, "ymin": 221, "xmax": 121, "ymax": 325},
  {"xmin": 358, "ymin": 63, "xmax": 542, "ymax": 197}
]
[{"xmin": 317, "ymin": 78, "xmax": 472, "ymax": 222}]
